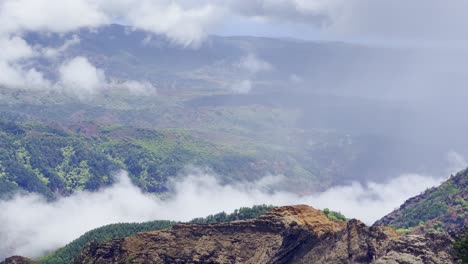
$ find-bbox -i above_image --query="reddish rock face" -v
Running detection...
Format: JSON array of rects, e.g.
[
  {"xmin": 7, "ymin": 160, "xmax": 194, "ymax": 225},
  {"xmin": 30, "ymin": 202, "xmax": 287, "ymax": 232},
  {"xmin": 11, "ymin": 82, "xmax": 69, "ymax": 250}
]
[
  {"xmin": 75, "ymin": 205, "xmax": 456, "ymax": 264},
  {"xmin": 0, "ymin": 256, "xmax": 36, "ymax": 264}
]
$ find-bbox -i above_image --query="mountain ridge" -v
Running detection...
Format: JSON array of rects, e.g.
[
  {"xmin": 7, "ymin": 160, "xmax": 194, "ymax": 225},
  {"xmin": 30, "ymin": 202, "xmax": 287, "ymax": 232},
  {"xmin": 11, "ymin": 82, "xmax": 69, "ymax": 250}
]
[{"xmin": 75, "ymin": 205, "xmax": 455, "ymax": 264}]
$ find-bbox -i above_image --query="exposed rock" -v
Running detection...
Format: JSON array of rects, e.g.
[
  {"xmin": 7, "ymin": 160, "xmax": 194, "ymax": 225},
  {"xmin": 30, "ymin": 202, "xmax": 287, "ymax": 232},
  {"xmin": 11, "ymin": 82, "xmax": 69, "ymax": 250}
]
[
  {"xmin": 76, "ymin": 205, "xmax": 455, "ymax": 264},
  {"xmin": 0, "ymin": 256, "xmax": 36, "ymax": 264}
]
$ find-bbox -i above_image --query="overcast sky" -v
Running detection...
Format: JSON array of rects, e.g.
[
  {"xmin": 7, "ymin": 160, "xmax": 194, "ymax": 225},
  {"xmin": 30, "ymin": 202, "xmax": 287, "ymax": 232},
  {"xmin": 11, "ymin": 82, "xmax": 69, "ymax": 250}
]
[
  {"xmin": 2, "ymin": 0, "xmax": 468, "ymax": 44},
  {"xmin": 1, "ymin": 0, "xmax": 467, "ymax": 92}
]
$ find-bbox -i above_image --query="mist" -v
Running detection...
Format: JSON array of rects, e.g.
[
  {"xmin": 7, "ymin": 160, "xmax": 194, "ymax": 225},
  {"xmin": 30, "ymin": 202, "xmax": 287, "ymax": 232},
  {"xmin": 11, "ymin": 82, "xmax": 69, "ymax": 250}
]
[{"xmin": 0, "ymin": 169, "xmax": 447, "ymax": 260}]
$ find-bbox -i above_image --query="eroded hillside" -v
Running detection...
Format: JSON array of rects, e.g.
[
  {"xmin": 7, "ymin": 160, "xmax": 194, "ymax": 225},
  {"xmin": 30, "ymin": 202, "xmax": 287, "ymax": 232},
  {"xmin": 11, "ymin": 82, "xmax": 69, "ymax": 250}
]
[{"xmin": 76, "ymin": 205, "xmax": 455, "ymax": 264}]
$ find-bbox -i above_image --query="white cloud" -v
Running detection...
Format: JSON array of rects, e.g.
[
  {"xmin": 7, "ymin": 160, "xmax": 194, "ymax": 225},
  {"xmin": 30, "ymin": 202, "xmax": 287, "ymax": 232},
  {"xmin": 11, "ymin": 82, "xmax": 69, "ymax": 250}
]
[
  {"xmin": 0, "ymin": 170, "xmax": 445, "ymax": 259},
  {"xmin": 122, "ymin": 1, "xmax": 223, "ymax": 47},
  {"xmin": 229, "ymin": 54, "xmax": 272, "ymax": 94},
  {"xmin": 42, "ymin": 35, "xmax": 80, "ymax": 58},
  {"xmin": 0, "ymin": 36, "xmax": 34, "ymax": 62},
  {"xmin": 56, "ymin": 57, "xmax": 157, "ymax": 98},
  {"xmin": 230, "ymin": 79, "xmax": 252, "ymax": 94},
  {"xmin": 110, "ymin": 79, "xmax": 158, "ymax": 95},
  {"xmin": 0, "ymin": 0, "xmax": 224, "ymax": 92},
  {"xmin": 58, "ymin": 56, "xmax": 107, "ymax": 97},
  {"xmin": 0, "ymin": 35, "xmax": 51, "ymax": 90},
  {"xmin": 0, "ymin": 0, "xmax": 108, "ymax": 34},
  {"xmin": 238, "ymin": 53, "xmax": 272, "ymax": 73},
  {"xmin": 290, "ymin": 74, "xmax": 303, "ymax": 83},
  {"xmin": 0, "ymin": 63, "xmax": 51, "ymax": 90}
]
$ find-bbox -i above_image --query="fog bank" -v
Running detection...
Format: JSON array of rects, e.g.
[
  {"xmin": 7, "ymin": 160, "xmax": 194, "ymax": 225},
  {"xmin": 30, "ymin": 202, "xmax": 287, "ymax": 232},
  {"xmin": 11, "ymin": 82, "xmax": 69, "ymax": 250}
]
[{"xmin": 0, "ymin": 170, "xmax": 446, "ymax": 259}]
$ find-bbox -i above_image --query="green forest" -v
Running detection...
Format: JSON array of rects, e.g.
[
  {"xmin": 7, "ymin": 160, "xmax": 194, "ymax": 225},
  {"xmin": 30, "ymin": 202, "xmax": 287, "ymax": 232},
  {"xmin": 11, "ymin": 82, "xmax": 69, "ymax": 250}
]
[{"xmin": 0, "ymin": 119, "xmax": 283, "ymax": 198}]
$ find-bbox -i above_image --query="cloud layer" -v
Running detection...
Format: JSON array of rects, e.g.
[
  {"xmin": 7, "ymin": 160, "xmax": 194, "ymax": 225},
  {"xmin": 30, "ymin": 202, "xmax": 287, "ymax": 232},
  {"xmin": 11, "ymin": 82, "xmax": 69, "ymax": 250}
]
[
  {"xmin": 0, "ymin": 0, "xmax": 467, "ymax": 93},
  {"xmin": 0, "ymin": 170, "xmax": 445, "ymax": 259},
  {"xmin": 3, "ymin": 0, "xmax": 467, "ymax": 41}
]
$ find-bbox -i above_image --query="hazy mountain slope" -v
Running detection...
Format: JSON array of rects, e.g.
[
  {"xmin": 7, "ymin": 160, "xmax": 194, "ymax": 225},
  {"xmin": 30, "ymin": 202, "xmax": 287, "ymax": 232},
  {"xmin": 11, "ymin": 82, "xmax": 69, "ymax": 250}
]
[
  {"xmin": 25, "ymin": 24, "xmax": 400, "ymax": 88},
  {"xmin": 374, "ymin": 169, "xmax": 467, "ymax": 234}
]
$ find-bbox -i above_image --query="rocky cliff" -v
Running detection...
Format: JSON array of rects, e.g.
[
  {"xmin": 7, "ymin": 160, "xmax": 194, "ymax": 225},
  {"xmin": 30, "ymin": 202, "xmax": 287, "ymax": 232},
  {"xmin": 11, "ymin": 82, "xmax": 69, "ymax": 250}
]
[
  {"xmin": 76, "ymin": 205, "xmax": 455, "ymax": 264},
  {"xmin": 0, "ymin": 256, "xmax": 35, "ymax": 264}
]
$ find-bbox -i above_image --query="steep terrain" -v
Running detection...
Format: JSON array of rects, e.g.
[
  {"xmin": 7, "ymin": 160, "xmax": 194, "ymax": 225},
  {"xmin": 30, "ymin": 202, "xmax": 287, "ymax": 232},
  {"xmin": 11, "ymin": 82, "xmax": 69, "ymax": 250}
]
[
  {"xmin": 76, "ymin": 205, "xmax": 455, "ymax": 264},
  {"xmin": 374, "ymin": 169, "xmax": 467, "ymax": 234}
]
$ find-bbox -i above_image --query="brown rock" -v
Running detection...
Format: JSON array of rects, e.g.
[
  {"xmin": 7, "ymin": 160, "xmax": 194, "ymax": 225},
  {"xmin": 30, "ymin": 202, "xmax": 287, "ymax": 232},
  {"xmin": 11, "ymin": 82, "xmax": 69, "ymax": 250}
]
[
  {"xmin": 0, "ymin": 256, "xmax": 36, "ymax": 264},
  {"xmin": 76, "ymin": 205, "xmax": 455, "ymax": 264}
]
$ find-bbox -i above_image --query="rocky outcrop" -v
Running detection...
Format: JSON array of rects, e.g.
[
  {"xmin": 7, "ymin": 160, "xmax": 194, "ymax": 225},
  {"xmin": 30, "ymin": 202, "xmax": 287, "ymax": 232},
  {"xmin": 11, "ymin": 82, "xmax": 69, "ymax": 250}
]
[
  {"xmin": 0, "ymin": 256, "xmax": 35, "ymax": 264},
  {"xmin": 76, "ymin": 205, "xmax": 455, "ymax": 264}
]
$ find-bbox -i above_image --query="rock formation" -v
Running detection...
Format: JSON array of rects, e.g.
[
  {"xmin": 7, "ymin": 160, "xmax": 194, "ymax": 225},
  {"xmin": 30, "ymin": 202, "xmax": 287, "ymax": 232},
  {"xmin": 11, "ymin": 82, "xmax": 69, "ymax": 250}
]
[
  {"xmin": 76, "ymin": 205, "xmax": 455, "ymax": 264},
  {"xmin": 0, "ymin": 256, "xmax": 35, "ymax": 264}
]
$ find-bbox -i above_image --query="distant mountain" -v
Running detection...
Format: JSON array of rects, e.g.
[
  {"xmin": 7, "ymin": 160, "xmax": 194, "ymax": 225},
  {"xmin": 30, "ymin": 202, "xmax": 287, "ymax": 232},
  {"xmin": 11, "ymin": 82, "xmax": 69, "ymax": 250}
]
[
  {"xmin": 374, "ymin": 169, "xmax": 467, "ymax": 234},
  {"xmin": 25, "ymin": 24, "xmax": 404, "ymax": 90}
]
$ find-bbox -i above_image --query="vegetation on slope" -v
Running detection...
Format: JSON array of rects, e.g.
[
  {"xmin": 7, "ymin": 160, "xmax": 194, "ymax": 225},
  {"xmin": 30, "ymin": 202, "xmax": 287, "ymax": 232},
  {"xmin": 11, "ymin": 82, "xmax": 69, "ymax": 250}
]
[
  {"xmin": 374, "ymin": 169, "xmax": 467, "ymax": 234},
  {"xmin": 190, "ymin": 205, "xmax": 275, "ymax": 224},
  {"xmin": 37, "ymin": 220, "xmax": 176, "ymax": 264},
  {"xmin": 323, "ymin": 208, "xmax": 347, "ymax": 222},
  {"xmin": 0, "ymin": 119, "xmax": 294, "ymax": 197},
  {"xmin": 454, "ymin": 233, "xmax": 468, "ymax": 264},
  {"xmin": 0, "ymin": 120, "xmax": 118, "ymax": 199}
]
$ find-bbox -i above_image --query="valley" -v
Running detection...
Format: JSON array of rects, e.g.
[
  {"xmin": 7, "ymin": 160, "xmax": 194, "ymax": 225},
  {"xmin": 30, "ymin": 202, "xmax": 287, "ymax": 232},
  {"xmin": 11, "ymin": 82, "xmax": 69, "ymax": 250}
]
[{"xmin": 0, "ymin": 5, "xmax": 467, "ymax": 262}]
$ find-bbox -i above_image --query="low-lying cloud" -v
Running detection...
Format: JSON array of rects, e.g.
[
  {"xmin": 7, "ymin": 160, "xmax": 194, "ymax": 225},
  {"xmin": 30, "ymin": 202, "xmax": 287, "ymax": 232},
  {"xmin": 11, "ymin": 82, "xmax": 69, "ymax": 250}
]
[
  {"xmin": 58, "ymin": 56, "xmax": 107, "ymax": 97},
  {"xmin": 238, "ymin": 54, "xmax": 273, "ymax": 74},
  {"xmin": 229, "ymin": 53, "xmax": 272, "ymax": 94},
  {"xmin": 0, "ymin": 170, "xmax": 445, "ymax": 260},
  {"xmin": 10, "ymin": 55, "xmax": 157, "ymax": 99},
  {"xmin": 230, "ymin": 80, "xmax": 253, "ymax": 94}
]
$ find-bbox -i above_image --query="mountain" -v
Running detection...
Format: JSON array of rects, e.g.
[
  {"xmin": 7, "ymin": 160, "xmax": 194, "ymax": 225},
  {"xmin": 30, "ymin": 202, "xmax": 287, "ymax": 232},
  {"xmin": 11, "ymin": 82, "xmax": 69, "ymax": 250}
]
[
  {"xmin": 75, "ymin": 205, "xmax": 455, "ymax": 264},
  {"xmin": 374, "ymin": 169, "xmax": 467, "ymax": 234},
  {"xmin": 1, "ymin": 24, "xmax": 463, "ymax": 198}
]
